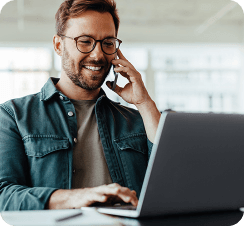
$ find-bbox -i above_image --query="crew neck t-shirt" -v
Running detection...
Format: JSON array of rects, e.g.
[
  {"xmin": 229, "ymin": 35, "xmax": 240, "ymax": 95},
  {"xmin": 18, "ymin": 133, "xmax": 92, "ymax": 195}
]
[{"xmin": 71, "ymin": 99, "xmax": 113, "ymax": 189}]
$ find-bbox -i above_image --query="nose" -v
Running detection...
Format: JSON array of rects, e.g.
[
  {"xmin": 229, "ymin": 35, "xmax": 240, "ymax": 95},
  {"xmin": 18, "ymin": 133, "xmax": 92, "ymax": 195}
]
[{"xmin": 89, "ymin": 41, "xmax": 104, "ymax": 59}]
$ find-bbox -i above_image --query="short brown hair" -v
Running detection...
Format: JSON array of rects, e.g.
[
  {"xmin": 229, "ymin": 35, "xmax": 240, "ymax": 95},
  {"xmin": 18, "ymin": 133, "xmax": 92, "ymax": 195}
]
[{"xmin": 55, "ymin": 0, "xmax": 120, "ymax": 36}]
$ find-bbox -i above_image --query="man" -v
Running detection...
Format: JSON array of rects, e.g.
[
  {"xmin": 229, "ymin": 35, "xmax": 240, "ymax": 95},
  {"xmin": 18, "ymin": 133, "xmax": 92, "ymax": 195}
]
[{"xmin": 0, "ymin": 0, "xmax": 161, "ymax": 210}]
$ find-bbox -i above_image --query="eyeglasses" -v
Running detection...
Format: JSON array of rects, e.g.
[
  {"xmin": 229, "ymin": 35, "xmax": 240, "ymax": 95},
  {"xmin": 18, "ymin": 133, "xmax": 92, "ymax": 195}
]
[{"xmin": 58, "ymin": 34, "xmax": 122, "ymax": 55}]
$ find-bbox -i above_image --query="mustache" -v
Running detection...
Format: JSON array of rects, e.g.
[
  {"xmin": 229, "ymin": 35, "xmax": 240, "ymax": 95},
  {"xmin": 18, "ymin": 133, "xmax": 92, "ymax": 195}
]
[{"xmin": 79, "ymin": 59, "xmax": 107, "ymax": 67}]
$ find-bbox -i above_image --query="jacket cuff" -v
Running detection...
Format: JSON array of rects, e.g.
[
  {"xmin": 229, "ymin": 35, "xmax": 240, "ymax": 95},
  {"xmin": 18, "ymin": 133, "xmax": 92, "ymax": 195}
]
[{"xmin": 1, "ymin": 186, "xmax": 58, "ymax": 211}]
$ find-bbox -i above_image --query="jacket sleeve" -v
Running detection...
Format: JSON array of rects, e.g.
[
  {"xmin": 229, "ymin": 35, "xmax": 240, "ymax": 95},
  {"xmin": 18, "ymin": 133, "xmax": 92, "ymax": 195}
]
[
  {"xmin": 0, "ymin": 105, "xmax": 57, "ymax": 211},
  {"xmin": 147, "ymin": 138, "xmax": 153, "ymax": 159}
]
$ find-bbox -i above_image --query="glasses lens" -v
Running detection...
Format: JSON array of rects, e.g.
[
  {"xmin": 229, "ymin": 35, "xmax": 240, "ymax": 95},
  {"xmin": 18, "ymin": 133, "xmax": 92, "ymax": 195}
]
[
  {"xmin": 102, "ymin": 38, "xmax": 119, "ymax": 54},
  {"xmin": 76, "ymin": 36, "xmax": 95, "ymax": 53}
]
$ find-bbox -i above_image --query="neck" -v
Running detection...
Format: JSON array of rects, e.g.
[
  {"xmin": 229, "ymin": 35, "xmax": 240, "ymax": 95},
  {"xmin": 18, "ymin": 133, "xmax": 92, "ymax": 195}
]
[{"xmin": 55, "ymin": 74, "xmax": 101, "ymax": 100}]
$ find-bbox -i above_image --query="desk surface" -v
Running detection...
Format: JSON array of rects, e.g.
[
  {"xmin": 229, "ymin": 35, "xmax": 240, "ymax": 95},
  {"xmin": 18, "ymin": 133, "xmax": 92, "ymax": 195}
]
[
  {"xmin": 0, "ymin": 211, "xmax": 244, "ymax": 226},
  {"xmin": 132, "ymin": 211, "xmax": 243, "ymax": 226}
]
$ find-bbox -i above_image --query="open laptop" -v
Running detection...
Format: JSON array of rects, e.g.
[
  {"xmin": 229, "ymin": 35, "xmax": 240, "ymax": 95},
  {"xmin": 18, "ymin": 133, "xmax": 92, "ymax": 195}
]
[{"xmin": 96, "ymin": 112, "xmax": 244, "ymax": 218}]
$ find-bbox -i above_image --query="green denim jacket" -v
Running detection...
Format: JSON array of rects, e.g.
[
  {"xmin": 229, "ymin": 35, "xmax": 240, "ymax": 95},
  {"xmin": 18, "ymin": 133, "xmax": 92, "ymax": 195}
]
[{"xmin": 0, "ymin": 78, "xmax": 153, "ymax": 211}]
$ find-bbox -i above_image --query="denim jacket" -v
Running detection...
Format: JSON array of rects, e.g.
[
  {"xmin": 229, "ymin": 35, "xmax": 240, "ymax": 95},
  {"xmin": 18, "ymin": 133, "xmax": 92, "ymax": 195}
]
[{"xmin": 0, "ymin": 78, "xmax": 153, "ymax": 211}]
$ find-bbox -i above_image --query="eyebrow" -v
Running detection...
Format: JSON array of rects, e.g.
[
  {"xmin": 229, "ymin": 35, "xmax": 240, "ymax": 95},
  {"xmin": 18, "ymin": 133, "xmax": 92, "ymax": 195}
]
[{"xmin": 76, "ymin": 34, "xmax": 117, "ymax": 39}]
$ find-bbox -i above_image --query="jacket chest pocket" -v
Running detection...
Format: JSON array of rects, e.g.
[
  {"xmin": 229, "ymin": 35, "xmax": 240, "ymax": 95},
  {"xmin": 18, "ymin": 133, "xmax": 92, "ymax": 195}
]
[
  {"xmin": 114, "ymin": 134, "xmax": 148, "ymax": 196},
  {"xmin": 23, "ymin": 135, "xmax": 69, "ymax": 157},
  {"xmin": 23, "ymin": 135, "xmax": 70, "ymax": 188}
]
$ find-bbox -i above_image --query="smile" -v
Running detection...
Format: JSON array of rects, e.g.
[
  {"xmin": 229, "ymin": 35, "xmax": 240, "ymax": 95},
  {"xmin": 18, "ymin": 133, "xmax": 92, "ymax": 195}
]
[{"xmin": 84, "ymin": 66, "xmax": 102, "ymax": 71}]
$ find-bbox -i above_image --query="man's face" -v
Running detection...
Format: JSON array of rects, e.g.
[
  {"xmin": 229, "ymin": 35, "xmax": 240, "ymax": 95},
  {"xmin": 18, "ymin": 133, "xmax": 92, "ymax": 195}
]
[{"xmin": 61, "ymin": 10, "xmax": 116, "ymax": 90}]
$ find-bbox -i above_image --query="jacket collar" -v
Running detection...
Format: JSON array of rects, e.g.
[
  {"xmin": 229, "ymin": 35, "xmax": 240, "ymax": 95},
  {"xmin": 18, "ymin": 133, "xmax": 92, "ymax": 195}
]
[{"xmin": 40, "ymin": 77, "xmax": 60, "ymax": 101}]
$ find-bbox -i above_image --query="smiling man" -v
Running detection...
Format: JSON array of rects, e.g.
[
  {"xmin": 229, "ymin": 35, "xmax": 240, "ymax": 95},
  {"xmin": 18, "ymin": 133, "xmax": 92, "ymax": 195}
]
[{"xmin": 0, "ymin": 0, "xmax": 161, "ymax": 210}]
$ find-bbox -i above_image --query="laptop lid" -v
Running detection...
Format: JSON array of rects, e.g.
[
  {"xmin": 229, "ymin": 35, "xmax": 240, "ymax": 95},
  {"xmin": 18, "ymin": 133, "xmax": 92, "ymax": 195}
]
[{"xmin": 140, "ymin": 112, "xmax": 244, "ymax": 217}]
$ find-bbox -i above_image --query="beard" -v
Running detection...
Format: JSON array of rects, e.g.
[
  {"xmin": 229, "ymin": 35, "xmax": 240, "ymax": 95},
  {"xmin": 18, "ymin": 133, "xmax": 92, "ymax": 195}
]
[{"xmin": 62, "ymin": 45, "xmax": 111, "ymax": 90}]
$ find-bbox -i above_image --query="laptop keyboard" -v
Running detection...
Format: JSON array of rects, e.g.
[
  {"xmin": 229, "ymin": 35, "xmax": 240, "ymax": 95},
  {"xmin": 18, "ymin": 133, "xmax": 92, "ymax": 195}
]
[{"xmin": 97, "ymin": 204, "xmax": 137, "ymax": 210}]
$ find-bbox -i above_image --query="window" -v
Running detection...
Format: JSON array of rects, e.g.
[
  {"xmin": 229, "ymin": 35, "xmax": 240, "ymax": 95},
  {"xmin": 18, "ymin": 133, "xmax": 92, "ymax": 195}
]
[
  {"xmin": 152, "ymin": 44, "xmax": 241, "ymax": 113},
  {"xmin": 0, "ymin": 47, "xmax": 51, "ymax": 104}
]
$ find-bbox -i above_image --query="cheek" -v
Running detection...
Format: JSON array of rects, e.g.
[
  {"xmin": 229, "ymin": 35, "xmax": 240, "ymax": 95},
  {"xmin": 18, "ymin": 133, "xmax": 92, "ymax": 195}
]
[
  {"xmin": 78, "ymin": 53, "xmax": 91, "ymax": 63},
  {"xmin": 76, "ymin": 56, "xmax": 88, "ymax": 68},
  {"xmin": 106, "ymin": 56, "xmax": 115, "ymax": 65}
]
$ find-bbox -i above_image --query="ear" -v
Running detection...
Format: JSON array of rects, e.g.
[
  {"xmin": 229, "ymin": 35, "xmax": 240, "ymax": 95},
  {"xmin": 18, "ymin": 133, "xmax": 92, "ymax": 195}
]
[{"xmin": 53, "ymin": 35, "xmax": 63, "ymax": 56}]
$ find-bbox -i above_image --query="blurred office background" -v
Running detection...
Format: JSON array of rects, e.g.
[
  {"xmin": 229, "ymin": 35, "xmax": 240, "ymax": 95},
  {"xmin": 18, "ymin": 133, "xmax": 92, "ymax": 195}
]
[{"xmin": 0, "ymin": 0, "xmax": 244, "ymax": 113}]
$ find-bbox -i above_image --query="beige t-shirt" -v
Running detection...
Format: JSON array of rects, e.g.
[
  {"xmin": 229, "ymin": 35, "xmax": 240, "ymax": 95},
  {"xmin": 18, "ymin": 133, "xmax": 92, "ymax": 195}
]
[{"xmin": 71, "ymin": 99, "xmax": 113, "ymax": 189}]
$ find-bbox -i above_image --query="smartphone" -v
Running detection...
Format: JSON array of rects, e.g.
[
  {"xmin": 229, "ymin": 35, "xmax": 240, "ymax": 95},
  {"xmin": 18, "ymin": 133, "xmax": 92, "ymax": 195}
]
[
  {"xmin": 112, "ymin": 54, "xmax": 118, "ymax": 91},
  {"xmin": 112, "ymin": 65, "xmax": 118, "ymax": 91}
]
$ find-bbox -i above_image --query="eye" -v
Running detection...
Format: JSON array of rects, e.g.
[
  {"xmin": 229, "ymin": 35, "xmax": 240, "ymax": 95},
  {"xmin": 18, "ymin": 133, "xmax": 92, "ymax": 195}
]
[
  {"xmin": 105, "ymin": 42, "xmax": 113, "ymax": 46},
  {"xmin": 78, "ymin": 40, "xmax": 92, "ymax": 44},
  {"xmin": 103, "ymin": 40, "xmax": 115, "ymax": 47},
  {"xmin": 77, "ymin": 36, "xmax": 93, "ymax": 45}
]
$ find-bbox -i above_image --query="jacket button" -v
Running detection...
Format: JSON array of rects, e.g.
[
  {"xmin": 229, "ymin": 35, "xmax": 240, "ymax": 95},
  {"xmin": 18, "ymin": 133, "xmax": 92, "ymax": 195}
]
[
  {"xmin": 74, "ymin": 138, "xmax": 77, "ymax": 143},
  {"xmin": 68, "ymin": 111, "xmax": 74, "ymax": 117},
  {"xmin": 59, "ymin": 95, "xmax": 64, "ymax": 100}
]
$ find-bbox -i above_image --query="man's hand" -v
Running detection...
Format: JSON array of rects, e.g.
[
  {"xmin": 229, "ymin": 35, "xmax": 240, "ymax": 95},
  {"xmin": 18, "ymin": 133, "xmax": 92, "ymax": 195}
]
[
  {"xmin": 106, "ymin": 49, "xmax": 151, "ymax": 107},
  {"xmin": 47, "ymin": 183, "xmax": 138, "ymax": 209},
  {"xmin": 106, "ymin": 49, "xmax": 161, "ymax": 143}
]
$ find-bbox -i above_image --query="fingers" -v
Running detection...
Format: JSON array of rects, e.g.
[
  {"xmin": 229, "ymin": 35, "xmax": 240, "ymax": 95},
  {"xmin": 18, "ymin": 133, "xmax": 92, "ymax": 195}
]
[
  {"xmin": 84, "ymin": 190, "xmax": 109, "ymax": 206},
  {"xmin": 109, "ymin": 184, "xmax": 138, "ymax": 206},
  {"xmin": 106, "ymin": 81, "xmax": 123, "ymax": 96},
  {"xmin": 112, "ymin": 50, "xmax": 134, "ymax": 69},
  {"xmin": 112, "ymin": 57, "xmax": 139, "ymax": 81},
  {"xmin": 94, "ymin": 183, "xmax": 138, "ymax": 206},
  {"xmin": 114, "ymin": 66, "xmax": 129, "ymax": 75},
  {"xmin": 113, "ymin": 66, "xmax": 136, "ymax": 81},
  {"xmin": 71, "ymin": 185, "xmax": 138, "ymax": 208},
  {"xmin": 117, "ymin": 49, "xmax": 127, "ymax": 60},
  {"xmin": 112, "ymin": 58, "xmax": 133, "ymax": 69}
]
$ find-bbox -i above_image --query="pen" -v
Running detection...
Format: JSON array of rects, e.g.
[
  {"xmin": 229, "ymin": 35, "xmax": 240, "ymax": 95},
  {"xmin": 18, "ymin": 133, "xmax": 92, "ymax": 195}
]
[{"xmin": 55, "ymin": 212, "xmax": 83, "ymax": 222}]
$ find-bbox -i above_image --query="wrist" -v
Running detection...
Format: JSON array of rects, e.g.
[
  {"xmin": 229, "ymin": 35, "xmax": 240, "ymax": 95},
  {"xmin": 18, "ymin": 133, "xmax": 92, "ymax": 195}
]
[
  {"xmin": 135, "ymin": 99, "xmax": 161, "ymax": 143},
  {"xmin": 135, "ymin": 98, "xmax": 155, "ymax": 111},
  {"xmin": 47, "ymin": 189, "xmax": 74, "ymax": 209}
]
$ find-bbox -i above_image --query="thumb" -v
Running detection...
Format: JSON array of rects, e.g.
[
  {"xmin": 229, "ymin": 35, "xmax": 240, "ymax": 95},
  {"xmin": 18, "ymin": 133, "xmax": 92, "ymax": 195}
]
[
  {"xmin": 106, "ymin": 81, "xmax": 113, "ymax": 90},
  {"xmin": 106, "ymin": 81, "xmax": 122, "ymax": 96}
]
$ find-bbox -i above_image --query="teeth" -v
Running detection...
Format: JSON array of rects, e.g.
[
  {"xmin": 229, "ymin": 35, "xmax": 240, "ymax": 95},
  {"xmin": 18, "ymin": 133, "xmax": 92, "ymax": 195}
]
[{"xmin": 84, "ymin": 66, "xmax": 102, "ymax": 71}]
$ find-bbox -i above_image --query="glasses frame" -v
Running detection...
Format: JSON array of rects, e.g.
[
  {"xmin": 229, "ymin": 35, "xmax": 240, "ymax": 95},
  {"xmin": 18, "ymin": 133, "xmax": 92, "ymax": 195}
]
[{"xmin": 58, "ymin": 34, "xmax": 122, "ymax": 55}]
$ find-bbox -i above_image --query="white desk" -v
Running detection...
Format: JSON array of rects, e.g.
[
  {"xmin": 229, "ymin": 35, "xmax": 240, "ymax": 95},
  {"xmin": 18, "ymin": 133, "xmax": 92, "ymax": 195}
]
[
  {"xmin": 1, "ymin": 209, "xmax": 243, "ymax": 226},
  {"xmin": 1, "ymin": 209, "xmax": 120, "ymax": 226}
]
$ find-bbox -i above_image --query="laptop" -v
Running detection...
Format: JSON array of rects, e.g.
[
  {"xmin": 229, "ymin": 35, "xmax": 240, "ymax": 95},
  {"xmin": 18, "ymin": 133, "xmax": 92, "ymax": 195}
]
[{"xmin": 95, "ymin": 112, "xmax": 244, "ymax": 218}]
